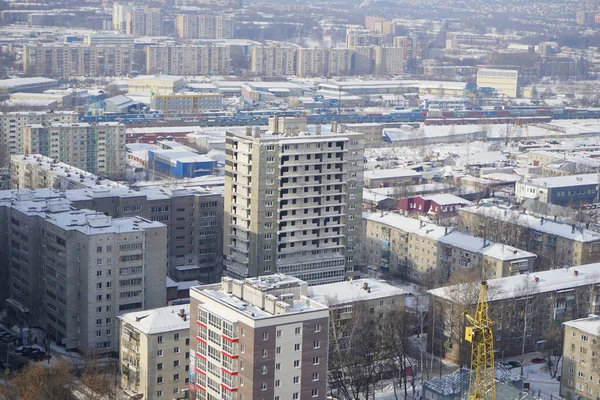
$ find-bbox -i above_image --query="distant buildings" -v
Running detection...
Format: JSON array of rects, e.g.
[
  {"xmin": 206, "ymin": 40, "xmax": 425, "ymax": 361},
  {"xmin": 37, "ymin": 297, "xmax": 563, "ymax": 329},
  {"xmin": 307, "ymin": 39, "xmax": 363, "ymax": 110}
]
[
  {"xmin": 145, "ymin": 45, "xmax": 231, "ymax": 76},
  {"xmin": 150, "ymin": 93, "xmax": 223, "ymax": 114},
  {"xmin": 250, "ymin": 46, "xmax": 297, "ymax": 76},
  {"xmin": 0, "ymin": 111, "xmax": 78, "ymax": 168},
  {"xmin": 128, "ymin": 75, "xmax": 185, "ymax": 95},
  {"xmin": 398, "ymin": 194, "xmax": 471, "ymax": 219},
  {"xmin": 1, "ymin": 194, "xmax": 167, "ymax": 354},
  {"xmin": 119, "ymin": 304, "xmax": 190, "ymax": 399},
  {"xmin": 224, "ymin": 120, "xmax": 364, "ymax": 284},
  {"xmin": 175, "ymin": 14, "xmax": 235, "ymax": 39},
  {"xmin": 476, "ymin": 68, "xmax": 519, "ymax": 98},
  {"xmin": 112, "ymin": 3, "xmax": 163, "ymax": 36},
  {"xmin": 515, "ymin": 174, "xmax": 599, "ymax": 206},
  {"xmin": 24, "ymin": 122, "xmax": 127, "ymax": 179},
  {"xmin": 363, "ymin": 167, "xmax": 421, "ymax": 188},
  {"xmin": 189, "ymin": 274, "xmax": 329, "ymax": 400}
]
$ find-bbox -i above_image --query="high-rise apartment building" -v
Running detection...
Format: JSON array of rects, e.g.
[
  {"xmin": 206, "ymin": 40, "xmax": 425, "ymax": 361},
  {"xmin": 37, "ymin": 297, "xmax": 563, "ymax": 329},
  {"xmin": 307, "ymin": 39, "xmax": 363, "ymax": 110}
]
[
  {"xmin": 326, "ymin": 48, "xmax": 353, "ymax": 76},
  {"xmin": 119, "ymin": 304, "xmax": 191, "ymax": 400},
  {"xmin": 224, "ymin": 120, "xmax": 364, "ymax": 284},
  {"xmin": 296, "ymin": 48, "xmax": 326, "ymax": 78},
  {"xmin": 24, "ymin": 122, "xmax": 127, "ymax": 179},
  {"xmin": 352, "ymin": 46, "xmax": 375, "ymax": 75},
  {"xmin": 346, "ymin": 31, "xmax": 387, "ymax": 48},
  {"xmin": 374, "ymin": 47, "xmax": 405, "ymax": 75},
  {"xmin": 189, "ymin": 274, "xmax": 329, "ymax": 400},
  {"xmin": 0, "ymin": 193, "xmax": 167, "ymax": 354},
  {"xmin": 23, "ymin": 44, "xmax": 133, "ymax": 78},
  {"xmin": 250, "ymin": 46, "xmax": 296, "ymax": 76},
  {"xmin": 0, "ymin": 111, "xmax": 78, "ymax": 168},
  {"xmin": 145, "ymin": 45, "xmax": 231, "ymax": 76},
  {"xmin": 175, "ymin": 14, "xmax": 235, "ymax": 39}
]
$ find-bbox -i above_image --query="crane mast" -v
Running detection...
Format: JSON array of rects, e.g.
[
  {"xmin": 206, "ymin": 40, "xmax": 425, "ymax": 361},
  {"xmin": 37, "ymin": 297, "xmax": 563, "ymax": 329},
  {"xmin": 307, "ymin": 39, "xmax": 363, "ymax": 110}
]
[{"xmin": 464, "ymin": 281, "xmax": 496, "ymax": 400}]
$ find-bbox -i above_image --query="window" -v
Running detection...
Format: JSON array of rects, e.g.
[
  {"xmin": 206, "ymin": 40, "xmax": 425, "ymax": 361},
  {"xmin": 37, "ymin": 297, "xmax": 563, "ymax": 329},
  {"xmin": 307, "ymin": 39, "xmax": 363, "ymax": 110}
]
[
  {"xmin": 263, "ymin": 332, "xmax": 269, "ymax": 341},
  {"xmin": 294, "ymin": 343, "xmax": 300, "ymax": 351},
  {"xmin": 157, "ymin": 349, "xmax": 163, "ymax": 357},
  {"xmin": 293, "ymin": 376, "xmax": 299, "ymax": 384},
  {"xmin": 174, "ymin": 347, "xmax": 180, "ymax": 354},
  {"xmin": 157, "ymin": 363, "xmax": 163, "ymax": 370},
  {"xmin": 293, "ymin": 393, "xmax": 299, "ymax": 400},
  {"xmin": 261, "ymin": 382, "xmax": 267, "ymax": 391},
  {"xmin": 262, "ymin": 349, "xmax": 268, "ymax": 358},
  {"xmin": 276, "ymin": 363, "xmax": 281, "ymax": 371},
  {"xmin": 294, "ymin": 360, "xmax": 300, "ymax": 368},
  {"xmin": 276, "ymin": 346, "xmax": 281, "ymax": 354},
  {"xmin": 276, "ymin": 329, "xmax": 282, "ymax": 338},
  {"xmin": 157, "ymin": 377, "xmax": 163, "ymax": 384},
  {"xmin": 174, "ymin": 360, "xmax": 179, "ymax": 368},
  {"xmin": 312, "ymin": 356, "xmax": 320, "ymax": 365},
  {"xmin": 157, "ymin": 336, "xmax": 163, "ymax": 343},
  {"xmin": 295, "ymin": 327, "xmax": 301, "ymax": 335},
  {"xmin": 174, "ymin": 333, "xmax": 180, "ymax": 341},
  {"xmin": 173, "ymin": 374, "xmax": 179, "ymax": 381},
  {"xmin": 313, "ymin": 340, "xmax": 320, "ymax": 349},
  {"xmin": 315, "ymin": 323, "xmax": 321, "ymax": 332},
  {"xmin": 262, "ymin": 366, "xmax": 267, "ymax": 375},
  {"xmin": 312, "ymin": 372, "xmax": 319, "ymax": 381},
  {"xmin": 275, "ymin": 380, "xmax": 280, "ymax": 387},
  {"xmin": 311, "ymin": 389, "xmax": 319, "ymax": 397},
  {"xmin": 157, "ymin": 390, "xmax": 163, "ymax": 397}
]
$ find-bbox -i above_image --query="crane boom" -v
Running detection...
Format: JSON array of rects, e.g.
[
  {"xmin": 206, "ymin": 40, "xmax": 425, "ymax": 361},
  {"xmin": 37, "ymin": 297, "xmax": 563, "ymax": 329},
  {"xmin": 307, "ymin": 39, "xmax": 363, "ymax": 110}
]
[{"xmin": 464, "ymin": 281, "xmax": 496, "ymax": 400}]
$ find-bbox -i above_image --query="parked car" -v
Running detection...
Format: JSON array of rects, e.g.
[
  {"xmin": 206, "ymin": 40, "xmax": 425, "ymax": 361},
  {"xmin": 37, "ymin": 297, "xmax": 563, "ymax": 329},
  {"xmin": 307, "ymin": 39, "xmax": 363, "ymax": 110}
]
[
  {"xmin": 505, "ymin": 361, "xmax": 521, "ymax": 369},
  {"xmin": 531, "ymin": 357, "xmax": 546, "ymax": 364},
  {"xmin": 1, "ymin": 335, "xmax": 15, "ymax": 343},
  {"xmin": 21, "ymin": 347, "xmax": 33, "ymax": 357},
  {"xmin": 14, "ymin": 346, "xmax": 30, "ymax": 354}
]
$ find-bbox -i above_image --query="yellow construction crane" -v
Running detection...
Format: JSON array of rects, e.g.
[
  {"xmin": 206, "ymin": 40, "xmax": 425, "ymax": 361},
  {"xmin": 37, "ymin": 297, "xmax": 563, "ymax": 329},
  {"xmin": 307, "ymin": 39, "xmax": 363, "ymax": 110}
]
[{"xmin": 464, "ymin": 281, "xmax": 496, "ymax": 400}]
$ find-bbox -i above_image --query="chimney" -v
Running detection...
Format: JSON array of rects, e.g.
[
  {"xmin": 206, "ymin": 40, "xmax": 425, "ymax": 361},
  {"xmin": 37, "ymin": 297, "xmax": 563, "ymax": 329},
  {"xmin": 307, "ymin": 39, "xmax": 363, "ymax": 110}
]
[
  {"xmin": 574, "ymin": 269, "xmax": 579, "ymax": 276},
  {"xmin": 572, "ymin": 224, "xmax": 576, "ymax": 233},
  {"xmin": 245, "ymin": 126, "xmax": 252, "ymax": 137},
  {"xmin": 445, "ymin": 227, "xmax": 449, "ymax": 236},
  {"xmin": 420, "ymin": 220, "xmax": 425, "ymax": 228},
  {"xmin": 513, "ymin": 250, "xmax": 518, "ymax": 255},
  {"xmin": 253, "ymin": 126, "xmax": 261, "ymax": 138},
  {"xmin": 534, "ymin": 276, "xmax": 539, "ymax": 283},
  {"xmin": 362, "ymin": 282, "xmax": 369, "ymax": 291},
  {"xmin": 540, "ymin": 217, "xmax": 544, "ymax": 225}
]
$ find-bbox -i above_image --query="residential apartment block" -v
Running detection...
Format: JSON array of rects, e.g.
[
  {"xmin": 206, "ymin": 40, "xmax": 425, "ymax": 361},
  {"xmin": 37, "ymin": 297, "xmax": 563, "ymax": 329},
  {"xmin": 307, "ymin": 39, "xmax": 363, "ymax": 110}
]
[
  {"xmin": 224, "ymin": 121, "xmax": 364, "ymax": 284},
  {"xmin": 428, "ymin": 263, "xmax": 600, "ymax": 365},
  {"xmin": 0, "ymin": 111, "xmax": 78, "ymax": 168},
  {"xmin": 175, "ymin": 14, "xmax": 235, "ymax": 39},
  {"xmin": 362, "ymin": 213, "xmax": 536, "ymax": 283},
  {"xmin": 189, "ymin": 274, "xmax": 329, "ymax": 400},
  {"xmin": 120, "ymin": 304, "xmax": 191, "ymax": 400},
  {"xmin": 145, "ymin": 45, "xmax": 231, "ymax": 76},
  {"xmin": 0, "ymin": 192, "xmax": 167, "ymax": 354},
  {"xmin": 112, "ymin": 3, "xmax": 162, "ymax": 36},
  {"xmin": 3, "ymin": 173, "xmax": 224, "ymax": 283},
  {"xmin": 24, "ymin": 122, "xmax": 127, "ymax": 179},
  {"xmin": 458, "ymin": 203, "xmax": 600, "ymax": 270},
  {"xmin": 561, "ymin": 316, "xmax": 600, "ymax": 400},
  {"xmin": 23, "ymin": 44, "xmax": 133, "ymax": 78},
  {"xmin": 250, "ymin": 46, "xmax": 297, "ymax": 76}
]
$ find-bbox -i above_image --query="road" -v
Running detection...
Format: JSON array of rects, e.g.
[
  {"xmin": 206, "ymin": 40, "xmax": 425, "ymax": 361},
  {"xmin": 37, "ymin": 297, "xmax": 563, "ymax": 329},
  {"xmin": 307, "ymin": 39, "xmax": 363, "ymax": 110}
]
[{"xmin": 0, "ymin": 342, "xmax": 28, "ymax": 373}]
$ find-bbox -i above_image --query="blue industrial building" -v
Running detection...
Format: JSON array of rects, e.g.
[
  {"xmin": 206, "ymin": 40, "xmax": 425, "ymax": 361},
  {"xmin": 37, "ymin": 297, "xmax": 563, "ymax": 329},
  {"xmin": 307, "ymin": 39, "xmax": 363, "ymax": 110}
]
[{"xmin": 148, "ymin": 149, "xmax": 217, "ymax": 178}]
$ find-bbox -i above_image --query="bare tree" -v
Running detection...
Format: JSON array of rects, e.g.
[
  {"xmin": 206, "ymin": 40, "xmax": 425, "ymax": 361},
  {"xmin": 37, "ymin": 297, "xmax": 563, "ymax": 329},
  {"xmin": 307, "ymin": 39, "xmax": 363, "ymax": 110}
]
[
  {"xmin": 79, "ymin": 350, "xmax": 119, "ymax": 400},
  {"xmin": 543, "ymin": 325, "xmax": 563, "ymax": 378},
  {"xmin": 0, "ymin": 359, "xmax": 76, "ymax": 400}
]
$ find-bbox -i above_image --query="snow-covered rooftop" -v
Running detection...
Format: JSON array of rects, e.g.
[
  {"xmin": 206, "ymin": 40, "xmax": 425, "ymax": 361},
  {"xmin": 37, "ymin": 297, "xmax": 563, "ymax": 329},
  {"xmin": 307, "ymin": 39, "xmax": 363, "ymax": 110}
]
[
  {"xmin": 518, "ymin": 173, "xmax": 598, "ymax": 188},
  {"xmin": 563, "ymin": 316, "xmax": 600, "ymax": 336},
  {"xmin": 460, "ymin": 203, "xmax": 600, "ymax": 242},
  {"xmin": 429, "ymin": 263, "xmax": 600, "ymax": 302},
  {"xmin": 422, "ymin": 193, "xmax": 471, "ymax": 205},
  {"xmin": 364, "ymin": 168, "xmax": 421, "ymax": 179},
  {"xmin": 119, "ymin": 304, "xmax": 189, "ymax": 335},
  {"xmin": 307, "ymin": 279, "xmax": 409, "ymax": 305}
]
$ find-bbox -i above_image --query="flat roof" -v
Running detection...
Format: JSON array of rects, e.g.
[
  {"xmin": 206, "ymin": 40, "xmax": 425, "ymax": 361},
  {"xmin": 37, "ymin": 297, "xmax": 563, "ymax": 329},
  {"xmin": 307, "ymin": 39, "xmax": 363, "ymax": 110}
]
[
  {"xmin": 308, "ymin": 278, "xmax": 409, "ymax": 305},
  {"xmin": 519, "ymin": 173, "xmax": 598, "ymax": 188},
  {"xmin": 564, "ymin": 316, "xmax": 600, "ymax": 336},
  {"xmin": 364, "ymin": 168, "xmax": 421, "ymax": 179},
  {"xmin": 119, "ymin": 304, "xmax": 189, "ymax": 335}
]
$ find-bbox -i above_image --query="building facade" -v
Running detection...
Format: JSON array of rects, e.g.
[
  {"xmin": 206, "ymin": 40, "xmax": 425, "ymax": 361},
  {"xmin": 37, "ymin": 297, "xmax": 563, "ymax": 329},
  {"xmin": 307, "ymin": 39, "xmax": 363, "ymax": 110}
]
[
  {"xmin": 189, "ymin": 274, "xmax": 329, "ymax": 400},
  {"xmin": 150, "ymin": 93, "xmax": 223, "ymax": 114},
  {"xmin": 119, "ymin": 304, "xmax": 191, "ymax": 400},
  {"xmin": 0, "ymin": 194, "xmax": 167, "ymax": 354},
  {"xmin": 224, "ymin": 121, "xmax": 364, "ymax": 284},
  {"xmin": 145, "ymin": 45, "xmax": 231, "ymax": 76},
  {"xmin": 561, "ymin": 316, "xmax": 600, "ymax": 400}
]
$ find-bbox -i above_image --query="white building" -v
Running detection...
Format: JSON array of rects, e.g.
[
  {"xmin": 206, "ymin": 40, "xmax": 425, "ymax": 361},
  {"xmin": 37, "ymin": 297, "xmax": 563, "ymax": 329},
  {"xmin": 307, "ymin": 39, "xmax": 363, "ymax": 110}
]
[{"xmin": 476, "ymin": 68, "xmax": 519, "ymax": 98}]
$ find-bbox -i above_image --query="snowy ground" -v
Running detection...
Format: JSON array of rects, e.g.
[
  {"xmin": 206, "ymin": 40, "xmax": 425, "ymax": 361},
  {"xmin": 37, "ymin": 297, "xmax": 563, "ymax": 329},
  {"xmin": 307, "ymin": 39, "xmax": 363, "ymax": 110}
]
[{"xmin": 520, "ymin": 361, "xmax": 561, "ymax": 400}]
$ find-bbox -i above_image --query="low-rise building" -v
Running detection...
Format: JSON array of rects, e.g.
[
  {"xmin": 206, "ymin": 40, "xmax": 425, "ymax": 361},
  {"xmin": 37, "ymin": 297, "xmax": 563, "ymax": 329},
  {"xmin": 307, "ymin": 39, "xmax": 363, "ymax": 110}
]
[
  {"xmin": 128, "ymin": 75, "xmax": 185, "ymax": 96},
  {"xmin": 561, "ymin": 316, "xmax": 600, "ymax": 400},
  {"xmin": 515, "ymin": 174, "xmax": 598, "ymax": 206},
  {"xmin": 398, "ymin": 194, "xmax": 471, "ymax": 219},
  {"xmin": 428, "ymin": 263, "xmax": 600, "ymax": 365},
  {"xmin": 363, "ymin": 168, "xmax": 421, "ymax": 188},
  {"xmin": 458, "ymin": 203, "xmax": 600, "ymax": 270},
  {"xmin": 119, "ymin": 304, "xmax": 190, "ymax": 400},
  {"xmin": 362, "ymin": 213, "xmax": 536, "ymax": 283},
  {"xmin": 150, "ymin": 93, "xmax": 223, "ymax": 114}
]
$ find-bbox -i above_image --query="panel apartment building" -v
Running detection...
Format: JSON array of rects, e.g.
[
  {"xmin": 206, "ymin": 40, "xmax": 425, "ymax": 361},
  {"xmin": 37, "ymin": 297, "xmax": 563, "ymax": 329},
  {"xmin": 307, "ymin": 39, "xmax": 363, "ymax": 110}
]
[
  {"xmin": 458, "ymin": 202, "xmax": 600, "ymax": 270},
  {"xmin": 224, "ymin": 120, "xmax": 364, "ymax": 284},
  {"xmin": 363, "ymin": 212, "xmax": 536, "ymax": 284},
  {"xmin": 428, "ymin": 262, "xmax": 600, "ymax": 365},
  {"xmin": 23, "ymin": 44, "xmax": 133, "ymax": 78},
  {"xmin": 561, "ymin": 316, "xmax": 600, "ymax": 400},
  {"xmin": 0, "ymin": 193, "xmax": 167, "ymax": 354},
  {"xmin": 189, "ymin": 274, "xmax": 329, "ymax": 400},
  {"xmin": 0, "ymin": 111, "xmax": 78, "ymax": 168},
  {"xmin": 4, "ymin": 166, "xmax": 224, "ymax": 284},
  {"xmin": 119, "ymin": 304, "xmax": 191, "ymax": 400},
  {"xmin": 24, "ymin": 122, "xmax": 127, "ymax": 179},
  {"xmin": 145, "ymin": 44, "xmax": 231, "ymax": 76}
]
